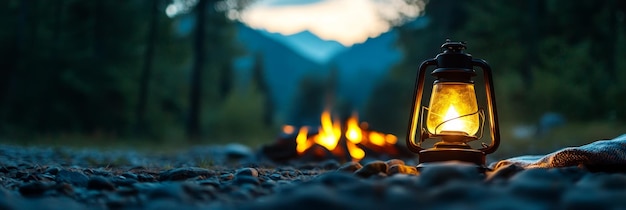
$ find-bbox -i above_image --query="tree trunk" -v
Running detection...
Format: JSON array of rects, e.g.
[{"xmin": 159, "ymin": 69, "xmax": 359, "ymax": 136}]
[
  {"xmin": 136, "ymin": 0, "xmax": 159, "ymax": 134},
  {"xmin": 0, "ymin": 0, "xmax": 29, "ymax": 114},
  {"xmin": 93, "ymin": 0, "xmax": 103, "ymax": 59},
  {"xmin": 252, "ymin": 53, "xmax": 273, "ymax": 125},
  {"xmin": 187, "ymin": 0, "xmax": 208, "ymax": 140}
]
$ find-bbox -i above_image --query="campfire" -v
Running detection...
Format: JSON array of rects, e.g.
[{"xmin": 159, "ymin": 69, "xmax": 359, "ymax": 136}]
[{"xmin": 261, "ymin": 110, "xmax": 414, "ymax": 162}]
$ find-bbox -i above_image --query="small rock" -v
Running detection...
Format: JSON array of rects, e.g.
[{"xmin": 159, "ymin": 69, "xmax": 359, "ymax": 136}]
[
  {"xmin": 220, "ymin": 173, "xmax": 234, "ymax": 181},
  {"xmin": 51, "ymin": 183, "xmax": 75, "ymax": 196},
  {"xmin": 354, "ymin": 161, "xmax": 387, "ymax": 178},
  {"xmin": 385, "ymin": 159, "xmax": 405, "ymax": 167},
  {"xmin": 121, "ymin": 172, "xmax": 138, "ymax": 180},
  {"xmin": 418, "ymin": 161, "xmax": 483, "ymax": 187},
  {"xmin": 428, "ymin": 181, "xmax": 487, "ymax": 203},
  {"xmin": 144, "ymin": 183, "xmax": 190, "ymax": 202},
  {"xmin": 576, "ymin": 173, "xmax": 626, "ymax": 191},
  {"xmin": 112, "ymin": 177, "xmax": 138, "ymax": 187},
  {"xmin": 182, "ymin": 183, "xmax": 216, "ymax": 201},
  {"xmin": 87, "ymin": 176, "xmax": 116, "ymax": 191},
  {"xmin": 117, "ymin": 186, "xmax": 139, "ymax": 196},
  {"xmin": 45, "ymin": 167, "xmax": 60, "ymax": 175},
  {"xmin": 198, "ymin": 179, "xmax": 221, "ymax": 188},
  {"xmin": 321, "ymin": 159, "xmax": 340, "ymax": 170},
  {"xmin": 137, "ymin": 174, "xmax": 156, "ymax": 182},
  {"xmin": 233, "ymin": 175, "xmax": 260, "ymax": 186},
  {"xmin": 269, "ymin": 173, "xmax": 283, "ymax": 180},
  {"xmin": 19, "ymin": 182, "xmax": 50, "ymax": 196},
  {"xmin": 314, "ymin": 171, "xmax": 361, "ymax": 187},
  {"xmin": 245, "ymin": 184, "xmax": 362, "ymax": 210},
  {"xmin": 387, "ymin": 165, "xmax": 419, "ymax": 176},
  {"xmin": 337, "ymin": 162, "xmax": 362, "ymax": 173},
  {"xmin": 384, "ymin": 185, "xmax": 419, "ymax": 208},
  {"xmin": 560, "ymin": 188, "xmax": 621, "ymax": 210},
  {"xmin": 56, "ymin": 169, "xmax": 89, "ymax": 187},
  {"xmin": 159, "ymin": 167, "xmax": 214, "ymax": 181},
  {"xmin": 261, "ymin": 180, "xmax": 276, "ymax": 189},
  {"xmin": 384, "ymin": 174, "xmax": 419, "ymax": 187},
  {"xmin": 235, "ymin": 168, "xmax": 259, "ymax": 177},
  {"xmin": 224, "ymin": 143, "xmax": 254, "ymax": 159},
  {"xmin": 507, "ymin": 168, "xmax": 567, "ymax": 201},
  {"xmin": 90, "ymin": 168, "xmax": 113, "ymax": 177},
  {"xmin": 275, "ymin": 180, "xmax": 293, "ymax": 187}
]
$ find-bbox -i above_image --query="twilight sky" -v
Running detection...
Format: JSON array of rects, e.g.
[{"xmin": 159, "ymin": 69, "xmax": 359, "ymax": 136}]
[{"xmin": 239, "ymin": 0, "xmax": 423, "ymax": 46}]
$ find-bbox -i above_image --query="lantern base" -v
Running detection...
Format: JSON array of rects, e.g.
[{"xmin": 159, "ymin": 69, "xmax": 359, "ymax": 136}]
[{"xmin": 418, "ymin": 147, "xmax": 486, "ymax": 166}]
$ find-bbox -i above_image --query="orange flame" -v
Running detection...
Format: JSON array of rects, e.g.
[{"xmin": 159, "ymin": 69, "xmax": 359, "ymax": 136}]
[
  {"xmin": 293, "ymin": 110, "xmax": 398, "ymax": 161},
  {"xmin": 346, "ymin": 114, "xmax": 362, "ymax": 144},
  {"xmin": 296, "ymin": 126, "xmax": 310, "ymax": 154}
]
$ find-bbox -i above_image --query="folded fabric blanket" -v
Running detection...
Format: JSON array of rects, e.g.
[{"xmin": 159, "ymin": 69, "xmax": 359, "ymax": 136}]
[{"xmin": 491, "ymin": 134, "xmax": 626, "ymax": 173}]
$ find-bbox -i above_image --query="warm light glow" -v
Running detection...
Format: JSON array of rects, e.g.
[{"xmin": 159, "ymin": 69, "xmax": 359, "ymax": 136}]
[
  {"xmin": 346, "ymin": 115, "xmax": 362, "ymax": 143},
  {"xmin": 385, "ymin": 134, "xmax": 397, "ymax": 144},
  {"xmin": 292, "ymin": 109, "xmax": 397, "ymax": 161},
  {"xmin": 296, "ymin": 126, "xmax": 310, "ymax": 154},
  {"xmin": 426, "ymin": 82, "xmax": 480, "ymax": 136},
  {"xmin": 314, "ymin": 111, "xmax": 341, "ymax": 151},
  {"xmin": 347, "ymin": 141, "xmax": 365, "ymax": 160},
  {"xmin": 283, "ymin": 125, "xmax": 295, "ymax": 134},
  {"xmin": 442, "ymin": 106, "xmax": 464, "ymax": 132},
  {"xmin": 369, "ymin": 132, "xmax": 385, "ymax": 146}
]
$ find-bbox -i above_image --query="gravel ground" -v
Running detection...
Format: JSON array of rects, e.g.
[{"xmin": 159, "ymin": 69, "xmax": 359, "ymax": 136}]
[{"xmin": 1, "ymin": 143, "xmax": 625, "ymax": 210}]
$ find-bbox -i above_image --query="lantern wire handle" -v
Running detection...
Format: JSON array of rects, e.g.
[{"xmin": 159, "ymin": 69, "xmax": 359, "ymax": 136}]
[{"xmin": 432, "ymin": 109, "xmax": 481, "ymax": 135}]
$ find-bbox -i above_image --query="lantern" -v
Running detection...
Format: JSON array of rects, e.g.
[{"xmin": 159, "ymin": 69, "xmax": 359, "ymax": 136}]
[{"xmin": 405, "ymin": 40, "xmax": 500, "ymax": 167}]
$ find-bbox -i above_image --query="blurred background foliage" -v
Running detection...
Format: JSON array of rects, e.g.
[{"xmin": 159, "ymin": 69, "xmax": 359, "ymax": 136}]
[{"xmin": 0, "ymin": 0, "xmax": 625, "ymax": 158}]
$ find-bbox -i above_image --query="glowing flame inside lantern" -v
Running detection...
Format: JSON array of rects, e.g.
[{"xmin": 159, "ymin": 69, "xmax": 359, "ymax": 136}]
[
  {"xmin": 292, "ymin": 110, "xmax": 398, "ymax": 161},
  {"xmin": 442, "ymin": 106, "xmax": 464, "ymax": 132}
]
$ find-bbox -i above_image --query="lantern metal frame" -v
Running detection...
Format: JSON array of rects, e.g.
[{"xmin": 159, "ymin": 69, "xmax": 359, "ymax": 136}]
[{"xmin": 405, "ymin": 40, "xmax": 500, "ymax": 167}]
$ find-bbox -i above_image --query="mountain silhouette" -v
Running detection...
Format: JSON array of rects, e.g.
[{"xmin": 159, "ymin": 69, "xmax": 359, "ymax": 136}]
[
  {"xmin": 235, "ymin": 23, "xmax": 326, "ymax": 117},
  {"xmin": 331, "ymin": 30, "xmax": 401, "ymax": 109},
  {"xmin": 258, "ymin": 29, "xmax": 347, "ymax": 64},
  {"xmin": 235, "ymin": 23, "xmax": 401, "ymax": 121}
]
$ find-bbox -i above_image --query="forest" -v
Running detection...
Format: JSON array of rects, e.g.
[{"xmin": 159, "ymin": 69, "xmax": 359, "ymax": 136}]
[{"xmin": 1, "ymin": 0, "xmax": 625, "ymax": 156}]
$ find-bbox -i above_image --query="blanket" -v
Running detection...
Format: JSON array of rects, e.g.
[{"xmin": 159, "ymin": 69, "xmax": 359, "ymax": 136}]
[{"xmin": 491, "ymin": 134, "xmax": 626, "ymax": 173}]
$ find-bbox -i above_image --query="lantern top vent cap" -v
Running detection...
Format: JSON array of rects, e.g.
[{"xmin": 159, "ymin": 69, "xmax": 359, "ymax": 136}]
[{"xmin": 441, "ymin": 39, "xmax": 467, "ymax": 53}]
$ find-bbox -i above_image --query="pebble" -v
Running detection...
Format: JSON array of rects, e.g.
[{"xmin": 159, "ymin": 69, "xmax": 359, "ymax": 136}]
[
  {"xmin": 314, "ymin": 171, "xmax": 361, "ymax": 187},
  {"xmin": 87, "ymin": 176, "xmax": 116, "ymax": 191},
  {"xmin": 354, "ymin": 161, "xmax": 387, "ymax": 178},
  {"xmin": 233, "ymin": 175, "xmax": 260, "ymax": 186},
  {"xmin": 1, "ymin": 143, "xmax": 625, "ymax": 210},
  {"xmin": 224, "ymin": 143, "xmax": 254, "ymax": 159},
  {"xmin": 159, "ymin": 167, "xmax": 214, "ymax": 181},
  {"xmin": 506, "ymin": 168, "xmax": 568, "ymax": 201},
  {"xmin": 56, "ymin": 169, "xmax": 89, "ymax": 187},
  {"xmin": 45, "ymin": 166, "xmax": 60, "ymax": 175},
  {"xmin": 269, "ymin": 173, "xmax": 283, "ymax": 180},
  {"xmin": 385, "ymin": 159, "xmax": 405, "ymax": 167},
  {"xmin": 417, "ymin": 161, "xmax": 483, "ymax": 187},
  {"xmin": 387, "ymin": 165, "xmax": 419, "ymax": 176},
  {"xmin": 18, "ymin": 182, "xmax": 50, "ymax": 196},
  {"xmin": 337, "ymin": 162, "xmax": 362, "ymax": 173},
  {"xmin": 235, "ymin": 168, "xmax": 259, "ymax": 177},
  {"xmin": 144, "ymin": 183, "xmax": 190, "ymax": 203}
]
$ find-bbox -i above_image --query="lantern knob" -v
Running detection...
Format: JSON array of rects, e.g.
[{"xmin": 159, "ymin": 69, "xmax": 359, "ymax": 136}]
[{"xmin": 441, "ymin": 40, "xmax": 467, "ymax": 53}]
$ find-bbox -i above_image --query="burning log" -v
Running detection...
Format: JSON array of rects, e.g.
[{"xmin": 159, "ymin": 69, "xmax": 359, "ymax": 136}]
[{"xmin": 261, "ymin": 110, "xmax": 415, "ymax": 163}]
